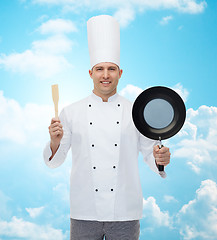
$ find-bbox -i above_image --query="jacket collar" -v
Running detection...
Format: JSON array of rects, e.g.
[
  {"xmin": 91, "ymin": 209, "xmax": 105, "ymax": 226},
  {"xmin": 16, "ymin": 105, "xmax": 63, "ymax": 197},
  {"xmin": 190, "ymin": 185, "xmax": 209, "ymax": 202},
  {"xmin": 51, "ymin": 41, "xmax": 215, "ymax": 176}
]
[{"xmin": 91, "ymin": 92, "xmax": 119, "ymax": 102}]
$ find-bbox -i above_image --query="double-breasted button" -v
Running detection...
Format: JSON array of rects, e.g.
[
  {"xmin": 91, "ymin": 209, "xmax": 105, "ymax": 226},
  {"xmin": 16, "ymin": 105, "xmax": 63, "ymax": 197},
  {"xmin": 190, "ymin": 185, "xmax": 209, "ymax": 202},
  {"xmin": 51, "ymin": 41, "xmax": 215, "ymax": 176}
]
[
  {"xmin": 117, "ymin": 121, "xmax": 119, "ymax": 124},
  {"xmin": 92, "ymin": 144, "xmax": 95, "ymax": 147},
  {"xmin": 93, "ymin": 166, "xmax": 96, "ymax": 169},
  {"xmin": 118, "ymin": 104, "xmax": 120, "ymax": 107},
  {"xmin": 95, "ymin": 189, "xmax": 98, "ymax": 192},
  {"xmin": 115, "ymin": 144, "xmax": 118, "ymax": 147},
  {"xmin": 113, "ymin": 166, "xmax": 116, "ymax": 169},
  {"xmin": 90, "ymin": 122, "xmax": 93, "ymax": 125},
  {"xmin": 111, "ymin": 189, "xmax": 114, "ymax": 191},
  {"xmin": 89, "ymin": 104, "xmax": 91, "ymax": 107}
]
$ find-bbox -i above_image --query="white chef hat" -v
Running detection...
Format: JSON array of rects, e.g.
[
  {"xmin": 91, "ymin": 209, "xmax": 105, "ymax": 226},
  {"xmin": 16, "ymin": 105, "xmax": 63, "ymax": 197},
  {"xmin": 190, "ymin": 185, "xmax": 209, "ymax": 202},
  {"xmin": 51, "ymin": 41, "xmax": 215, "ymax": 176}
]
[{"xmin": 87, "ymin": 15, "xmax": 120, "ymax": 69}]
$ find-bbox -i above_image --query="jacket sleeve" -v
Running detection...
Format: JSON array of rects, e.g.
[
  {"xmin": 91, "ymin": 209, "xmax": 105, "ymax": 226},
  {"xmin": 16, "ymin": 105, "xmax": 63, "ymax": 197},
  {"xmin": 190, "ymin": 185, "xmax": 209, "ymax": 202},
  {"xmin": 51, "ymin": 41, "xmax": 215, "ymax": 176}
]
[
  {"xmin": 43, "ymin": 108, "xmax": 72, "ymax": 169},
  {"xmin": 139, "ymin": 133, "xmax": 167, "ymax": 178}
]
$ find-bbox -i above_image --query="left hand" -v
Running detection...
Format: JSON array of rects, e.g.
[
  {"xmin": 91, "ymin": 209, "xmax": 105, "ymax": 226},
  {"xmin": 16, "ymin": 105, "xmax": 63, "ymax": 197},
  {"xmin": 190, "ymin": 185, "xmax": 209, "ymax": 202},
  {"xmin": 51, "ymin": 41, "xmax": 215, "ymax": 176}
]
[{"xmin": 153, "ymin": 145, "xmax": 171, "ymax": 168}]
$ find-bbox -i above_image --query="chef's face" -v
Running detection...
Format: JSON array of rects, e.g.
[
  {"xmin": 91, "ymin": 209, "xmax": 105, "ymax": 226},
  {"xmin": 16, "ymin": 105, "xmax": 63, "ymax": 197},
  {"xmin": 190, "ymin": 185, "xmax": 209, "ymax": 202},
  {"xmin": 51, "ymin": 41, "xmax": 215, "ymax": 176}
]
[{"xmin": 89, "ymin": 62, "xmax": 123, "ymax": 102}]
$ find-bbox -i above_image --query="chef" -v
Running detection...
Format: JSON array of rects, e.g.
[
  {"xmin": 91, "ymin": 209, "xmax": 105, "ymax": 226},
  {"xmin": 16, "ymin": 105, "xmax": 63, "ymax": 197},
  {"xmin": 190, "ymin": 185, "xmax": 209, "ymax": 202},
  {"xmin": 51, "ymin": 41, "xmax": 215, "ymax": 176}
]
[{"xmin": 44, "ymin": 15, "xmax": 171, "ymax": 240}]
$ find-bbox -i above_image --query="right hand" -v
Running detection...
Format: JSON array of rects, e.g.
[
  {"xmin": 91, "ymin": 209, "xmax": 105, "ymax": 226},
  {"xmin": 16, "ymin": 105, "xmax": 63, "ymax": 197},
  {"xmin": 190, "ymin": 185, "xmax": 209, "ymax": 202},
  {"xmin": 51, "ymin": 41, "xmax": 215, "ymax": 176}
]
[{"xmin": 48, "ymin": 118, "xmax": 63, "ymax": 149}]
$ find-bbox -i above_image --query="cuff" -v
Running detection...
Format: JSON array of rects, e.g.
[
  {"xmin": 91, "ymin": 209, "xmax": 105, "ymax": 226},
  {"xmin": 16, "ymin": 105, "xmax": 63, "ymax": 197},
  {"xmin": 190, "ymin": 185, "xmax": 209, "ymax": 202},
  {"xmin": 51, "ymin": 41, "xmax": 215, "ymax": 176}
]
[{"xmin": 43, "ymin": 141, "xmax": 64, "ymax": 169}]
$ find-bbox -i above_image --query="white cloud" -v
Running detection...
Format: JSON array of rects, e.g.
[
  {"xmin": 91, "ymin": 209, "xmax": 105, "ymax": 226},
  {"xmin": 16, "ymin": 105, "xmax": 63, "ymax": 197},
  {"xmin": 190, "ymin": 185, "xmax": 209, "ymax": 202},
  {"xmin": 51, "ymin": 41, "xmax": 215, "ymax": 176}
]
[
  {"xmin": 32, "ymin": 0, "xmax": 207, "ymax": 14},
  {"xmin": 0, "ymin": 216, "xmax": 66, "ymax": 240},
  {"xmin": 163, "ymin": 195, "xmax": 178, "ymax": 203},
  {"xmin": 0, "ymin": 50, "xmax": 72, "ymax": 79},
  {"xmin": 178, "ymin": 0, "xmax": 207, "ymax": 14},
  {"xmin": 0, "ymin": 19, "xmax": 75, "ymax": 79},
  {"xmin": 37, "ymin": 18, "xmax": 77, "ymax": 35},
  {"xmin": 32, "ymin": 35, "xmax": 73, "ymax": 54},
  {"xmin": 176, "ymin": 179, "xmax": 217, "ymax": 239},
  {"xmin": 31, "ymin": 0, "xmax": 207, "ymax": 27},
  {"xmin": 25, "ymin": 207, "xmax": 45, "ymax": 218},
  {"xmin": 143, "ymin": 196, "xmax": 172, "ymax": 227},
  {"xmin": 160, "ymin": 15, "xmax": 173, "ymax": 25},
  {"xmin": 114, "ymin": 7, "xmax": 135, "ymax": 27},
  {"xmin": 120, "ymin": 83, "xmax": 189, "ymax": 103},
  {"xmin": 119, "ymin": 84, "xmax": 143, "ymax": 101},
  {"xmin": 173, "ymin": 105, "xmax": 217, "ymax": 173},
  {"xmin": 141, "ymin": 180, "xmax": 217, "ymax": 238},
  {"xmin": 172, "ymin": 83, "xmax": 189, "ymax": 102},
  {"xmin": 0, "ymin": 90, "xmax": 52, "ymax": 145}
]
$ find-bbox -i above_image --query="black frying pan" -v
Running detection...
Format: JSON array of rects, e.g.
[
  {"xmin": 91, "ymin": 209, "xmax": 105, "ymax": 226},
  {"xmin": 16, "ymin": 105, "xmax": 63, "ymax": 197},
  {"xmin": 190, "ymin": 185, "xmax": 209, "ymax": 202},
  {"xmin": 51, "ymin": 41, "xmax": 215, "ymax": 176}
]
[{"xmin": 132, "ymin": 86, "xmax": 186, "ymax": 171}]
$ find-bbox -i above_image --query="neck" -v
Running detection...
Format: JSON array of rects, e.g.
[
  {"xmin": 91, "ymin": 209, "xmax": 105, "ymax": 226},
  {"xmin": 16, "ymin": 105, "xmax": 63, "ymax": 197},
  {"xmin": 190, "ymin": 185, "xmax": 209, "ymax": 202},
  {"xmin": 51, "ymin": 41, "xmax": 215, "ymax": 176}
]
[{"xmin": 93, "ymin": 89, "xmax": 117, "ymax": 102}]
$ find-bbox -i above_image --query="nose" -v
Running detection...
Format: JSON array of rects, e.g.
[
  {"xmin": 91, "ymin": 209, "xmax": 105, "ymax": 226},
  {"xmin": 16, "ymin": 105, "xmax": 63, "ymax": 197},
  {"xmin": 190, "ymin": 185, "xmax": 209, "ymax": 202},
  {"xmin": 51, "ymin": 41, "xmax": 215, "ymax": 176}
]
[{"xmin": 103, "ymin": 69, "xmax": 109, "ymax": 79}]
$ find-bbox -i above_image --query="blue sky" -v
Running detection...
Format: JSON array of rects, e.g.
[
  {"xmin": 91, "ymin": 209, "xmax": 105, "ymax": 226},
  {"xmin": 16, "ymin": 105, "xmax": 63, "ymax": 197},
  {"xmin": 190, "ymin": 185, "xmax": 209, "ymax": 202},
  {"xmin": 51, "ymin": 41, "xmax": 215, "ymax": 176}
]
[{"xmin": 0, "ymin": 0, "xmax": 217, "ymax": 239}]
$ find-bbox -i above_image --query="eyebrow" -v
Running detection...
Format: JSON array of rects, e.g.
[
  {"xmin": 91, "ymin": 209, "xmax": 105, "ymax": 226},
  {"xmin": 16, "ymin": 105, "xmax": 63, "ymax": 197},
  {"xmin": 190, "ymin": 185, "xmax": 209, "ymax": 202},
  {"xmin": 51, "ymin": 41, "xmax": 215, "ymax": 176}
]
[
  {"xmin": 95, "ymin": 66, "xmax": 118, "ymax": 69},
  {"xmin": 108, "ymin": 66, "xmax": 117, "ymax": 69}
]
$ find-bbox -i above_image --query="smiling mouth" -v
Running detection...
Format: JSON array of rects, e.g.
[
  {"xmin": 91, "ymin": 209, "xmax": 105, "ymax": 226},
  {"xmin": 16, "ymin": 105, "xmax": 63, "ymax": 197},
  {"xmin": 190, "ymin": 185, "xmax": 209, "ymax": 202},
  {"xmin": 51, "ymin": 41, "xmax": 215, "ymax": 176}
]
[{"xmin": 100, "ymin": 81, "xmax": 111, "ymax": 85}]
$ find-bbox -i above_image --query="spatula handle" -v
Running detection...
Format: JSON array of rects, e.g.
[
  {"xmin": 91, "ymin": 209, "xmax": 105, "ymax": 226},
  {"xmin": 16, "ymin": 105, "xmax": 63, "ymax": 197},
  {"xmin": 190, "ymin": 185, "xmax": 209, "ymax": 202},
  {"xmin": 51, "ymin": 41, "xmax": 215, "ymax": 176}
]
[
  {"xmin": 51, "ymin": 84, "xmax": 59, "ymax": 118},
  {"xmin": 54, "ymin": 105, "xmax": 58, "ymax": 119}
]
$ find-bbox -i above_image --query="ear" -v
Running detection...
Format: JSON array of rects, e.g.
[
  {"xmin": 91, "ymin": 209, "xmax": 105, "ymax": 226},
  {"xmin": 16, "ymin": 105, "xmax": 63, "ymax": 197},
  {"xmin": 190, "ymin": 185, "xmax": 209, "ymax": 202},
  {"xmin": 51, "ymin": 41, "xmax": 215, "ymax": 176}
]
[
  {"xmin": 119, "ymin": 69, "xmax": 123, "ymax": 78},
  {"xmin": 89, "ymin": 69, "xmax": 93, "ymax": 78}
]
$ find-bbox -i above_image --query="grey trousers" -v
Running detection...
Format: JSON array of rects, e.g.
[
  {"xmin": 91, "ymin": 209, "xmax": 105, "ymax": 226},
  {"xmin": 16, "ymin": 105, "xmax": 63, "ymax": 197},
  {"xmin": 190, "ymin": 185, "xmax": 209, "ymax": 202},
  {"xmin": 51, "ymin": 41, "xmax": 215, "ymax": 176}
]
[{"xmin": 70, "ymin": 218, "xmax": 140, "ymax": 240}]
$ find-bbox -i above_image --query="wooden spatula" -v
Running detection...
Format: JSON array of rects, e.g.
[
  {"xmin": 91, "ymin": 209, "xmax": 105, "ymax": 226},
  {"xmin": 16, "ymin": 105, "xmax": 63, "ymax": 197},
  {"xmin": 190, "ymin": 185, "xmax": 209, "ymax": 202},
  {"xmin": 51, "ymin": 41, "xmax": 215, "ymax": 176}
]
[{"xmin": 51, "ymin": 84, "xmax": 59, "ymax": 118}]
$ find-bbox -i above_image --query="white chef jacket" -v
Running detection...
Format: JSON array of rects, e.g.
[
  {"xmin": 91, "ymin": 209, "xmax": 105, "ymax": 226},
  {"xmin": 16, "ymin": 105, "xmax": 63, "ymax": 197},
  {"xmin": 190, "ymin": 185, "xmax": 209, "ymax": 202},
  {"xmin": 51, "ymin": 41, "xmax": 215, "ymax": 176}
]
[{"xmin": 43, "ymin": 92, "xmax": 166, "ymax": 221}]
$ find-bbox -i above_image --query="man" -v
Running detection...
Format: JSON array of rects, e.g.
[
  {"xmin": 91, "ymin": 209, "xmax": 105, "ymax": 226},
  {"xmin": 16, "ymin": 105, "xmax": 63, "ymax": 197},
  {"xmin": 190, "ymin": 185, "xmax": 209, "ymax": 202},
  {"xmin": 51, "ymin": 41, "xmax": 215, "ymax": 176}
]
[{"xmin": 44, "ymin": 15, "xmax": 170, "ymax": 240}]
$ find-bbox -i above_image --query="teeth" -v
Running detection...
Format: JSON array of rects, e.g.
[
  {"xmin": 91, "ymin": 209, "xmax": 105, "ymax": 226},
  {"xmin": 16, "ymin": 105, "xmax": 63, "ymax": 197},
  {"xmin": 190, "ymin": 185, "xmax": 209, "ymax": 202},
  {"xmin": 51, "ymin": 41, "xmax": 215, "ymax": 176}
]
[{"xmin": 102, "ymin": 82, "xmax": 110, "ymax": 84}]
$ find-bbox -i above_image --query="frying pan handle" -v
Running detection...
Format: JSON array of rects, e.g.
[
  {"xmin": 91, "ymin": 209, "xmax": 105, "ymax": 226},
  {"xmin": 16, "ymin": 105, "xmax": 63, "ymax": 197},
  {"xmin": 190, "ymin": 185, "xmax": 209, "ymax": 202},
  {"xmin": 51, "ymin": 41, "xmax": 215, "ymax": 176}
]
[
  {"xmin": 158, "ymin": 140, "xmax": 164, "ymax": 172},
  {"xmin": 158, "ymin": 164, "xmax": 164, "ymax": 171}
]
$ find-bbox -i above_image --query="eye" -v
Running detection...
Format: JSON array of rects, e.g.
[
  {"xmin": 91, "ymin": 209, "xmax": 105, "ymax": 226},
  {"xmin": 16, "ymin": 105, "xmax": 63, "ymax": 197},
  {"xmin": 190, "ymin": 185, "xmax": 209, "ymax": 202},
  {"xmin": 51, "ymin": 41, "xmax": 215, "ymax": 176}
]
[
  {"xmin": 109, "ymin": 67, "xmax": 116, "ymax": 71},
  {"xmin": 96, "ymin": 68, "xmax": 103, "ymax": 71}
]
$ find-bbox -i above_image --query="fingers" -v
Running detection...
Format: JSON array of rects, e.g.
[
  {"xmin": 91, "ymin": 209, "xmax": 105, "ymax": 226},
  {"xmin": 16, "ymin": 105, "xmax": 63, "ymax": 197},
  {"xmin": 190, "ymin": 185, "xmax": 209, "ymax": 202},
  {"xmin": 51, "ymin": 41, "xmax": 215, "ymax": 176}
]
[
  {"xmin": 49, "ymin": 118, "xmax": 63, "ymax": 138},
  {"xmin": 51, "ymin": 117, "xmax": 60, "ymax": 124},
  {"xmin": 49, "ymin": 125, "xmax": 63, "ymax": 137},
  {"xmin": 49, "ymin": 118, "xmax": 62, "ymax": 129},
  {"xmin": 153, "ymin": 145, "xmax": 169, "ymax": 153},
  {"xmin": 153, "ymin": 146, "xmax": 171, "ymax": 167},
  {"xmin": 49, "ymin": 125, "xmax": 63, "ymax": 136},
  {"xmin": 153, "ymin": 145, "xmax": 160, "ymax": 153}
]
